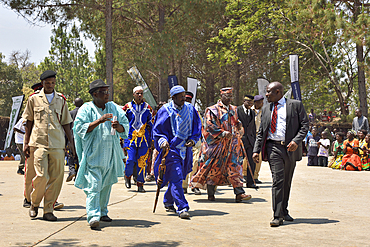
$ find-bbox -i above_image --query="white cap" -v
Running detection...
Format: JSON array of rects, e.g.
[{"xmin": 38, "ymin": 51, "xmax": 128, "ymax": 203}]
[{"xmin": 133, "ymin": 86, "xmax": 144, "ymax": 93}]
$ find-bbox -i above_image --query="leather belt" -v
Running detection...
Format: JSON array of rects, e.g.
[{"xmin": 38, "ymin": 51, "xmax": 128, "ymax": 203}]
[{"xmin": 267, "ymin": 140, "xmax": 286, "ymax": 146}]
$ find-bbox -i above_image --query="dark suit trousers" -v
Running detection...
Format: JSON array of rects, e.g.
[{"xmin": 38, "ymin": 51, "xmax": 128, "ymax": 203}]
[
  {"xmin": 244, "ymin": 143, "xmax": 256, "ymax": 186},
  {"xmin": 266, "ymin": 141, "xmax": 296, "ymax": 218}
]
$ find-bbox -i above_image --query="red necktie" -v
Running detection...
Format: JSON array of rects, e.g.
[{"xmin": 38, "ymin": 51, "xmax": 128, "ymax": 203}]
[{"xmin": 271, "ymin": 102, "xmax": 278, "ymax": 133}]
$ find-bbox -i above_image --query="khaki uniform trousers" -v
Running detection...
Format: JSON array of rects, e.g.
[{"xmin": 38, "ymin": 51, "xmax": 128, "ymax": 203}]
[
  {"xmin": 253, "ymin": 152, "xmax": 262, "ymax": 180},
  {"xmin": 182, "ymin": 145, "xmax": 201, "ymax": 189},
  {"xmin": 242, "ymin": 153, "xmax": 262, "ymax": 179},
  {"xmin": 24, "ymin": 150, "xmax": 36, "ymax": 202},
  {"xmin": 30, "ymin": 147, "xmax": 64, "ymax": 214}
]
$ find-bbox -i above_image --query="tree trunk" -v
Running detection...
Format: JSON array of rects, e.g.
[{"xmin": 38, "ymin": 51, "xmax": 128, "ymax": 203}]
[
  {"xmin": 356, "ymin": 43, "xmax": 368, "ymax": 117},
  {"xmin": 158, "ymin": 4, "xmax": 168, "ymax": 102},
  {"xmin": 105, "ymin": 0, "xmax": 114, "ymax": 101},
  {"xmin": 234, "ymin": 62, "xmax": 240, "ymax": 106},
  {"xmin": 354, "ymin": 1, "xmax": 368, "ymax": 117},
  {"xmin": 178, "ymin": 58, "xmax": 183, "ymax": 86}
]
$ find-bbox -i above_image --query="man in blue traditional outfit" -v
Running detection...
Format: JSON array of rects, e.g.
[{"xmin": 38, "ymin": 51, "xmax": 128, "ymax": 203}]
[
  {"xmin": 73, "ymin": 79, "xmax": 129, "ymax": 229},
  {"xmin": 122, "ymin": 86, "xmax": 153, "ymax": 192},
  {"xmin": 153, "ymin": 85, "xmax": 202, "ymax": 219}
]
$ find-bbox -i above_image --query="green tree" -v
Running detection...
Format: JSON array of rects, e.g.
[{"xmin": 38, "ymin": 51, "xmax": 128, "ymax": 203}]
[
  {"xmin": 0, "ymin": 53, "xmax": 23, "ymax": 116},
  {"xmin": 39, "ymin": 23, "xmax": 95, "ymax": 109}
]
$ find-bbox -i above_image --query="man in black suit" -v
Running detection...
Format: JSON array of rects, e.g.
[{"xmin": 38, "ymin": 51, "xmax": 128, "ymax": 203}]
[
  {"xmin": 237, "ymin": 95, "xmax": 258, "ymax": 189},
  {"xmin": 252, "ymin": 82, "xmax": 308, "ymax": 227},
  {"xmin": 66, "ymin": 97, "xmax": 84, "ymax": 182}
]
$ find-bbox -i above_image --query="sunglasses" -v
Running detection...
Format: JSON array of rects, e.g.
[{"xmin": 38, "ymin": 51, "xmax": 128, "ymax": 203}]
[{"xmin": 97, "ymin": 90, "xmax": 109, "ymax": 95}]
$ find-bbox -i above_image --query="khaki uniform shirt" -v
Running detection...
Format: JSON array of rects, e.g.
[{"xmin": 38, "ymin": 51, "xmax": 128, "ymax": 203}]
[
  {"xmin": 22, "ymin": 88, "xmax": 72, "ymax": 148},
  {"xmin": 251, "ymin": 105, "xmax": 262, "ymax": 134}
]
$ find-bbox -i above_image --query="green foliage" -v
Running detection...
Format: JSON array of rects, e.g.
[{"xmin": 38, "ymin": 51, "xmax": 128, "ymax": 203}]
[
  {"xmin": 38, "ymin": 23, "xmax": 96, "ymax": 109},
  {"xmin": 0, "ymin": 53, "xmax": 23, "ymax": 116}
]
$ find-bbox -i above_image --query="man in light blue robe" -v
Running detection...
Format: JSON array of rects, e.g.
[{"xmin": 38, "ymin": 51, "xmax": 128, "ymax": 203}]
[
  {"xmin": 73, "ymin": 79, "xmax": 129, "ymax": 229},
  {"xmin": 153, "ymin": 85, "xmax": 202, "ymax": 219}
]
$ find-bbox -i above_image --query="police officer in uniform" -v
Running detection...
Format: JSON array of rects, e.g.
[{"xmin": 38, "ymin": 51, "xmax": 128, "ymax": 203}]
[{"xmin": 23, "ymin": 70, "xmax": 75, "ymax": 221}]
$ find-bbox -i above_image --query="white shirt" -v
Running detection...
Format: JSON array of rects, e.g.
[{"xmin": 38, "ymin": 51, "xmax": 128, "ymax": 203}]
[
  {"xmin": 267, "ymin": 97, "xmax": 286, "ymax": 141},
  {"xmin": 242, "ymin": 104, "xmax": 250, "ymax": 116},
  {"xmin": 45, "ymin": 92, "xmax": 55, "ymax": 103},
  {"xmin": 14, "ymin": 118, "xmax": 26, "ymax": 144}
]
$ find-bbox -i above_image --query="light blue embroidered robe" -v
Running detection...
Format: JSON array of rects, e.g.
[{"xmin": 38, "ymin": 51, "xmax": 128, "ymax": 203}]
[{"xmin": 73, "ymin": 101, "xmax": 129, "ymax": 193}]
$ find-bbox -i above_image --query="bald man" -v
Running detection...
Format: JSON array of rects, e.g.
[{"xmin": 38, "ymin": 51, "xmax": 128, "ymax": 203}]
[{"xmin": 252, "ymin": 82, "xmax": 308, "ymax": 227}]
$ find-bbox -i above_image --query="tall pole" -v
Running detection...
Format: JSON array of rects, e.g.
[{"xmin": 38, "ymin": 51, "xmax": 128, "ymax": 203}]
[{"xmin": 105, "ymin": 0, "xmax": 114, "ymax": 101}]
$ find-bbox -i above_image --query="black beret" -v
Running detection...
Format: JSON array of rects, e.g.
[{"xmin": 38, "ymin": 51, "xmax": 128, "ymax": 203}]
[
  {"xmin": 89, "ymin": 79, "xmax": 110, "ymax": 94},
  {"xmin": 40, "ymin": 70, "xmax": 57, "ymax": 80},
  {"xmin": 244, "ymin": 95, "xmax": 254, "ymax": 101},
  {"xmin": 31, "ymin": 82, "xmax": 43, "ymax": 91}
]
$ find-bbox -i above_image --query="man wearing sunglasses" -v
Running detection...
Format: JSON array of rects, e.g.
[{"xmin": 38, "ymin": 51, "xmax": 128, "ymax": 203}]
[{"xmin": 72, "ymin": 79, "xmax": 129, "ymax": 229}]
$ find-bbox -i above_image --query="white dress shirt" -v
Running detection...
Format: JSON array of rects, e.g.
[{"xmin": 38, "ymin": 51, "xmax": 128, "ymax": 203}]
[{"xmin": 267, "ymin": 97, "xmax": 286, "ymax": 141}]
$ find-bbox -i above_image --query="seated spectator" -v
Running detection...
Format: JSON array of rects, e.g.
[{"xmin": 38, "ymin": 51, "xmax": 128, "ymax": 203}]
[
  {"xmin": 321, "ymin": 110, "xmax": 329, "ymax": 122},
  {"xmin": 3, "ymin": 149, "xmax": 15, "ymax": 161},
  {"xmin": 359, "ymin": 133, "xmax": 370, "ymax": 171},
  {"xmin": 342, "ymin": 130, "xmax": 362, "ymax": 171},
  {"xmin": 329, "ymin": 132, "xmax": 345, "ymax": 169}
]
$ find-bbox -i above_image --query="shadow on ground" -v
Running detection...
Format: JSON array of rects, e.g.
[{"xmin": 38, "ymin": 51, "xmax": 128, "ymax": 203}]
[
  {"xmin": 58, "ymin": 205, "xmax": 86, "ymax": 210},
  {"xmin": 193, "ymin": 197, "xmax": 266, "ymax": 204},
  {"xmin": 14, "ymin": 238, "xmax": 97, "ymax": 247},
  {"xmin": 126, "ymin": 241, "xmax": 181, "ymax": 247},
  {"xmin": 287, "ymin": 218, "xmax": 339, "ymax": 225},
  {"xmin": 99, "ymin": 219, "xmax": 160, "ymax": 229},
  {"xmin": 190, "ymin": 209, "xmax": 229, "ymax": 217}
]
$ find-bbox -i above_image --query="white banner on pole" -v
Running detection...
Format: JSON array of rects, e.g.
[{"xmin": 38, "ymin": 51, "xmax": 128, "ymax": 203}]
[
  {"xmin": 257, "ymin": 78, "xmax": 270, "ymax": 106},
  {"xmin": 127, "ymin": 66, "xmax": 157, "ymax": 108},
  {"xmin": 4, "ymin": 95, "xmax": 24, "ymax": 149},
  {"xmin": 187, "ymin": 77, "xmax": 199, "ymax": 106},
  {"xmin": 289, "ymin": 54, "xmax": 299, "ymax": 83}
]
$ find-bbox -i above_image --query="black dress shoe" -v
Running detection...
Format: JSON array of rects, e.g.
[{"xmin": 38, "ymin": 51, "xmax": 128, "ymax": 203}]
[
  {"xmin": 254, "ymin": 179, "xmax": 262, "ymax": 184},
  {"xmin": 29, "ymin": 205, "xmax": 38, "ymax": 218},
  {"xmin": 165, "ymin": 205, "xmax": 176, "ymax": 213},
  {"xmin": 124, "ymin": 176, "xmax": 131, "ymax": 189},
  {"xmin": 17, "ymin": 168, "xmax": 25, "ymax": 175},
  {"xmin": 207, "ymin": 195, "xmax": 215, "ymax": 201},
  {"xmin": 270, "ymin": 218, "xmax": 283, "ymax": 227},
  {"xmin": 137, "ymin": 186, "xmax": 146, "ymax": 193},
  {"xmin": 43, "ymin": 213, "xmax": 57, "ymax": 221},
  {"xmin": 192, "ymin": 188, "xmax": 201, "ymax": 195},
  {"xmin": 100, "ymin": 215, "xmax": 112, "ymax": 222},
  {"xmin": 90, "ymin": 220, "xmax": 99, "ymax": 229},
  {"xmin": 183, "ymin": 188, "xmax": 188, "ymax": 194},
  {"xmin": 23, "ymin": 198, "xmax": 31, "ymax": 208},
  {"xmin": 247, "ymin": 184, "xmax": 259, "ymax": 189},
  {"xmin": 283, "ymin": 214, "xmax": 294, "ymax": 221}
]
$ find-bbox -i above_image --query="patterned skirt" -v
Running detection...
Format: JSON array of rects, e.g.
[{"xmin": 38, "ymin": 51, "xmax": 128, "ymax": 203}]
[
  {"xmin": 330, "ymin": 155, "xmax": 343, "ymax": 169},
  {"xmin": 361, "ymin": 155, "xmax": 370, "ymax": 171}
]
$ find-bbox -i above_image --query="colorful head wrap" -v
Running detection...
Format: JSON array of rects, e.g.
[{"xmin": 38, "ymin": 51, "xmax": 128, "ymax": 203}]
[
  {"xmin": 170, "ymin": 85, "xmax": 185, "ymax": 97},
  {"xmin": 220, "ymin": 87, "xmax": 233, "ymax": 94},
  {"xmin": 133, "ymin": 86, "xmax": 144, "ymax": 93}
]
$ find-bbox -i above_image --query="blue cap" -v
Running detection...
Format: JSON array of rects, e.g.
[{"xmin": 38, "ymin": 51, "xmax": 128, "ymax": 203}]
[
  {"xmin": 170, "ymin": 85, "xmax": 185, "ymax": 97},
  {"xmin": 254, "ymin": 95, "xmax": 264, "ymax": 101}
]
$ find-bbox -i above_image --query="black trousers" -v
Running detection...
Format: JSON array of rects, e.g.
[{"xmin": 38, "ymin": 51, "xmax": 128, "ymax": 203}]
[
  {"xmin": 244, "ymin": 143, "xmax": 256, "ymax": 186},
  {"xmin": 266, "ymin": 141, "xmax": 296, "ymax": 218}
]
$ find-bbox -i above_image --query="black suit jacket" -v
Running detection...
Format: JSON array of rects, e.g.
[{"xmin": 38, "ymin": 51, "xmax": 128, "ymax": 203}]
[
  {"xmin": 253, "ymin": 98, "xmax": 309, "ymax": 161},
  {"xmin": 237, "ymin": 105, "xmax": 256, "ymax": 148}
]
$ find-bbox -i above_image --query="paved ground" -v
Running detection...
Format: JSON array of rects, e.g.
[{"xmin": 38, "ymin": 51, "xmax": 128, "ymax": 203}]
[{"xmin": 1, "ymin": 157, "xmax": 369, "ymax": 247}]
